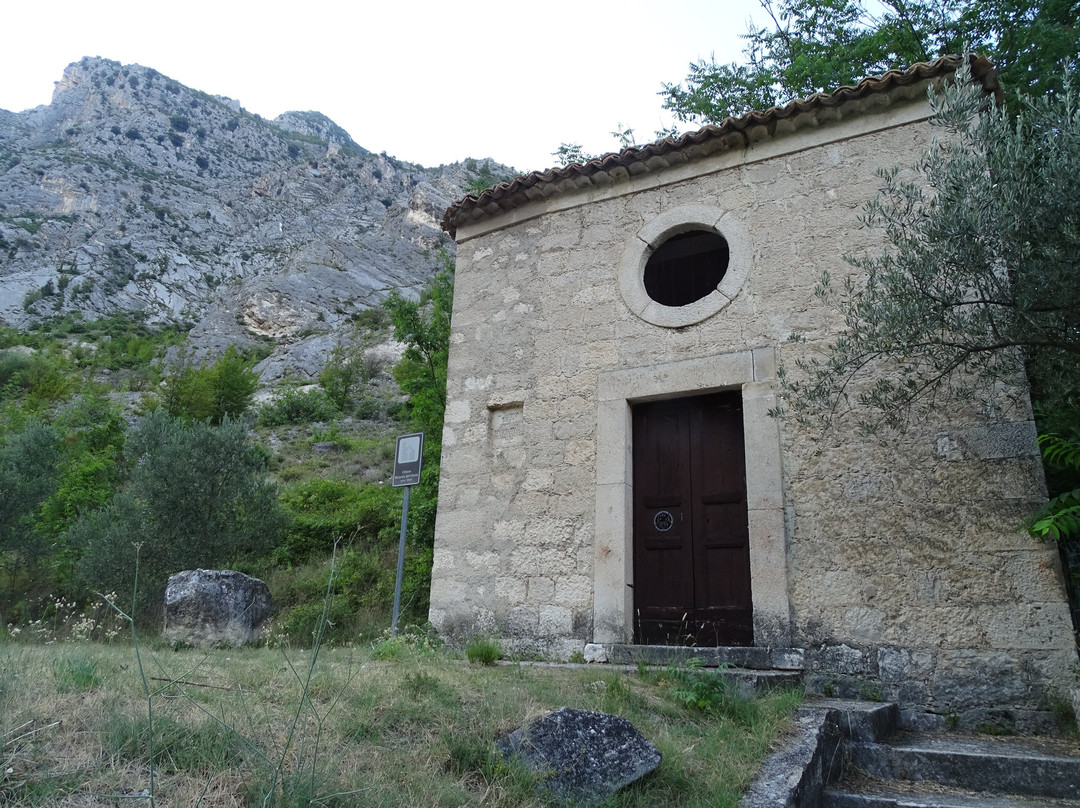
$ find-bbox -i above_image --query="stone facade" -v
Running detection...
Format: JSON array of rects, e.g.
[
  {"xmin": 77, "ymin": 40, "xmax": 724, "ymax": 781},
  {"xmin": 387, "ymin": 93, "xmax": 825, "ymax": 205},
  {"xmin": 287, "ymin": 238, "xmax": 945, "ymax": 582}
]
[{"xmin": 431, "ymin": 60, "xmax": 1075, "ymax": 729}]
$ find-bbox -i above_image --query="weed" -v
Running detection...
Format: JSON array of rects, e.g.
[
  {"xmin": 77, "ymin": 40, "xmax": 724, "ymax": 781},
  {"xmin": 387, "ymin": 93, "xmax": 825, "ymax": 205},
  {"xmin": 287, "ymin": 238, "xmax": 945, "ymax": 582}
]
[
  {"xmin": 441, "ymin": 728, "xmax": 494, "ymax": 776},
  {"xmin": 51, "ymin": 654, "xmax": 101, "ymax": 692},
  {"xmin": 977, "ymin": 720, "xmax": 1015, "ymax": 736},
  {"xmin": 664, "ymin": 659, "xmax": 762, "ymax": 725},
  {"xmin": 1049, "ymin": 690, "xmax": 1078, "ymax": 733},
  {"xmin": 466, "ymin": 636, "xmax": 503, "ymax": 666},
  {"xmin": 370, "ymin": 624, "xmax": 442, "ymax": 660},
  {"xmin": 400, "ymin": 670, "xmax": 446, "ymax": 699}
]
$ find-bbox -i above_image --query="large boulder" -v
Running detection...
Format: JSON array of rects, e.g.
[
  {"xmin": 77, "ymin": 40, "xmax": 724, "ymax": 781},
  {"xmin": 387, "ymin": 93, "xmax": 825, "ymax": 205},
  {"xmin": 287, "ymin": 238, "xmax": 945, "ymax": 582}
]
[
  {"xmin": 495, "ymin": 707, "xmax": 661, "ymax": 805},
  {"xmin": 163, "ymin": 569, "xmax": 273, "ymax": 647}
]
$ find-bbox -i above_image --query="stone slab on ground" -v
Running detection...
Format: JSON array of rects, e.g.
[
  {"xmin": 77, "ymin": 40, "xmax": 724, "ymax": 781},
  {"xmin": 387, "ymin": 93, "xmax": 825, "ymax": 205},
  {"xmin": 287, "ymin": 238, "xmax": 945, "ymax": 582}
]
[{"xmin": 495, "ymin": 707, "xmax": 661, "ymax": 805}]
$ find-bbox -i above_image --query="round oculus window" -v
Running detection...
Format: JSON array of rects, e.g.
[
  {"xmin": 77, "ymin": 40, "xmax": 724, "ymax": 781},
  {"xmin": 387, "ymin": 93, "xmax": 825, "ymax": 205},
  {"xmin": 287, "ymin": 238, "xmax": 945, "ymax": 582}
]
[
  {"xmin": 618, "ymin": 205, "xmax": 752, "ymax": 328},
  {"xmin": 643, "ymin": 230, "xmax": 730, "ymax": 307}
]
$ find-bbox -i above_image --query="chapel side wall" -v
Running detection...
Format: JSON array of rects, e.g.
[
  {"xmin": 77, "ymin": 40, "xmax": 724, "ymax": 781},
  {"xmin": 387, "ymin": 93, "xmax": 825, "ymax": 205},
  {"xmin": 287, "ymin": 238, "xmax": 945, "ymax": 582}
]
[{"xmin": 430, "ymin": 105, "xmax": 1075, "ymax": 725}]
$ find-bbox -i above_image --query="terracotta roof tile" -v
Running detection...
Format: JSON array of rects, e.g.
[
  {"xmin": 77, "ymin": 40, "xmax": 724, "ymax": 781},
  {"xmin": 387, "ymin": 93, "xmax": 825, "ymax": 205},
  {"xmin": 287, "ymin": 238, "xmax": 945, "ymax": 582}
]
[{"xmin": 442, "ymin": 55, "xmax": 998, "ymax": 238}]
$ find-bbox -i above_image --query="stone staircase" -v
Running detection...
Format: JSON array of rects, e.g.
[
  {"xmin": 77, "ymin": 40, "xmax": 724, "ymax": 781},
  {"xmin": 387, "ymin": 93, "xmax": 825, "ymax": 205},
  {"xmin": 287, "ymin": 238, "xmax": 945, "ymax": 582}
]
[
  {"xmin": 594, "ymin": 647, "xmax": 1080, "ymax": 805},
  {"xmin": 741, "ymin": 699, "xmax": 1080, "ymax": 808},
  {"xmin": 827, "ymin": 728, "xmax": 1080, "ymax": 807}
]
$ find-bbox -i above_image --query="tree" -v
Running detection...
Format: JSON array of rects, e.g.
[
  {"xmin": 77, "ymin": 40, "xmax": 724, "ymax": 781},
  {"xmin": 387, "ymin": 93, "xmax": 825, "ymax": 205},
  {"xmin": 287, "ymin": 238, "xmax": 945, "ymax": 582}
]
[
  {"xmin": 383, "ymin": 251, "xmax": 454, "ymax": 442},
  {"xmin": 70, "ymin": 411, "xmax": 287, "ymax": 616},
  {"xmin": 0, "ymin": 422, "xmax": 60, "ymax": 586},
  {"xmin": 777, "ymin": 68, "xmax": 1080, "ymax": 433},
  {"xmin": 160, "ymin": 344, "xmax": 259, "ymax": 424},
  {"xmin": 381, "ymin": 250, "xmax": 455, "ymax": 616},
  {"xmin": 661, "ymin": 0, "xmax": 1080, "ymax": 125},
  {"xmin": 319, "ymin": 325, "xmax": 386, "ymax": 412},
  {"xmin": 775, "ymin": 66, "xmax": 1080, "ymax": 623}
]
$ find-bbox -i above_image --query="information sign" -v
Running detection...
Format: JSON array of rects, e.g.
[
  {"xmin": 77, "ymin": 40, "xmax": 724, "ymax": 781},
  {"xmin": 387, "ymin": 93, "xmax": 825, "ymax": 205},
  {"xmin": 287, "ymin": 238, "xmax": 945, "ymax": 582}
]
[{"xmin": 391, "ymin": 432, "xmax": 424, "ymax": 487}]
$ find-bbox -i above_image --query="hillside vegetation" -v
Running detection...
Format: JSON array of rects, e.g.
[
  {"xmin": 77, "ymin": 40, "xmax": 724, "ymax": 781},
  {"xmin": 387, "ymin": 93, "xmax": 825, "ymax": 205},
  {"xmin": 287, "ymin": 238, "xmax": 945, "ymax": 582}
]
[{"xmin": 0, "ymin": 258, "xmax": 450, "ymax": 641}]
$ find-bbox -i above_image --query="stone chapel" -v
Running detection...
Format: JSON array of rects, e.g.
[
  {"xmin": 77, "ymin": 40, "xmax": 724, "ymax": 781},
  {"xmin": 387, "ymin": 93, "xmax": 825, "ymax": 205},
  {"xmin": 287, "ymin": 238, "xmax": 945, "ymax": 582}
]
[{"xmin": 430, "ymin": 55, "xmax": 1075, "ymax": 729}]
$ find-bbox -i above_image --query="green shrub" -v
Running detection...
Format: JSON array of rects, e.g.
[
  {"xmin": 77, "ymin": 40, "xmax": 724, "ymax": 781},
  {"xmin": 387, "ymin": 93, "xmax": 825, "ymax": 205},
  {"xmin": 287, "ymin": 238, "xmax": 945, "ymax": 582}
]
[
  {"xmin": 664, "ymin": 659, "xmax": 762, "ymax": 724},
  {"xmin": 0, "ymin": 350, "xmax": 32, "ymax": 394},
  {"xmin": 160, "ymin": 345, "xmax": 258, "ymax": 424},
  {"xmin": 0, "ymin": 350, "xmax": 75, "ymax": 407},
  {"xmin": 70, "ymin": 411, "xmax": 287, "ymax": 616},
  {"xmin": 0, "ymin": 422, "xmax": 61, "ymax": 586},
  {"xmin": 258, "ymin": 387, "xmax": 337, "ymax": 426},
  {"xmin": 336, "ymin": 546, "xmax": 394, "ymax": 607},
  {"xmin": 276, "ymin": 478, "xmax": 396, "ymax": 563},
  {"xmin": 275, "ymin": 598, "xmax": 353, "ymax": 646},
  {"xmin": 320, "ymin": 330, "xmax": 386, "ymax": 411}
]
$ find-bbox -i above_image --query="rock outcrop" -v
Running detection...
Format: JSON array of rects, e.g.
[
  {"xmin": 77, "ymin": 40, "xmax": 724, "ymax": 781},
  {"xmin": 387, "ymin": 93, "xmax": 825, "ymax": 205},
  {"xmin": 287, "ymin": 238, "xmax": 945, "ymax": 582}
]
[{"xmin": 0, "ymin": 57, "xmax": 514, "ymax": 379}]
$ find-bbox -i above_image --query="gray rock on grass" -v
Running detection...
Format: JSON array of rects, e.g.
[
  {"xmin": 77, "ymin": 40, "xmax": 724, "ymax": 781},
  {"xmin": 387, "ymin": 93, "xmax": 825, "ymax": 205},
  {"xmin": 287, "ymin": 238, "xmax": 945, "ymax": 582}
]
[
  {"xmin": 495, "ymin": 707, "xmax": 661, "ymax": 805},
  {"xmin": 163, "ymin": 569, "xmax": 273, "ymax": 647}
]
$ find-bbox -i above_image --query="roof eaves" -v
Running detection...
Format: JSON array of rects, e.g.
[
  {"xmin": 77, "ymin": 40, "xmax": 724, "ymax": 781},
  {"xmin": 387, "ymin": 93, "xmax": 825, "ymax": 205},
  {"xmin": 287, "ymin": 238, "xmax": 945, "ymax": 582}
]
[{"xmin": 442, "ymin": 55, "xmax": 998, "ymax": 238}]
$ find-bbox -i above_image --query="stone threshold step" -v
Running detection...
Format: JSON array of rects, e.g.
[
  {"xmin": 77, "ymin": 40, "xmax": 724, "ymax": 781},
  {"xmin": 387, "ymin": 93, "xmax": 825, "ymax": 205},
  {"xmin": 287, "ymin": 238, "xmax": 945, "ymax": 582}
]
[
  {"xmin": 825, "ymin": 785, "xmax": 1080, "ymax": 808},
  {"xmin": 605, "ymin": 643, "xmax": 805, "ymax": 670},
  {"xmin": 848, "ymin": 733, "xmax": 1080, "ymax": 801},
  {"xmin": 493, "ymin": 659, "xmax": 801, "ymax": 692}
]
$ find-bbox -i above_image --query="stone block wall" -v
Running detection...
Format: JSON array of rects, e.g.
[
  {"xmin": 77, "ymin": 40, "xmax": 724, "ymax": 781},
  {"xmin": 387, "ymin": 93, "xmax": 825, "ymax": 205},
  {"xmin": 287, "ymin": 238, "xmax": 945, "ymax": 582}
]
[{"xmin": 430, "ymin": 93, "xmax": 1076, "ymax": 727}]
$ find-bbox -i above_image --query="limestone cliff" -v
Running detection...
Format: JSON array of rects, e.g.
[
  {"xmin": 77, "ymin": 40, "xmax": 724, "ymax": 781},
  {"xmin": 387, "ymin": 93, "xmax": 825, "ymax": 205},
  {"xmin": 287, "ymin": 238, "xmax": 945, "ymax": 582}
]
[{"xmin": 0, "ymin": 57, "xmax": 512, "ymax": 378}]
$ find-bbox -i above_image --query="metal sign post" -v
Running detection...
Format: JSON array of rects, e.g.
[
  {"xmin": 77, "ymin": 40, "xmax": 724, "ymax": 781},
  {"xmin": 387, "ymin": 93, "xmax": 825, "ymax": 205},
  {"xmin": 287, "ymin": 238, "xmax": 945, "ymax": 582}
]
[{"xmin": 390, "ymin": 432, "xmax": 423, "ymax": 635}]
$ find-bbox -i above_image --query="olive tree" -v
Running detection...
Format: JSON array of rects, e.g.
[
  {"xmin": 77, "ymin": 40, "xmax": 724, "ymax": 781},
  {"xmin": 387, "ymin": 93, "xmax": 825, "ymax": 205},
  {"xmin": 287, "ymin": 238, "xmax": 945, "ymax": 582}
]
[
  {"xmin": 71, "ymin": 410, "xmax": 287, "ymax": 616},
  {"xmin": 776, "ymin": 68, "xmax": 1079, "ymax": 433}
]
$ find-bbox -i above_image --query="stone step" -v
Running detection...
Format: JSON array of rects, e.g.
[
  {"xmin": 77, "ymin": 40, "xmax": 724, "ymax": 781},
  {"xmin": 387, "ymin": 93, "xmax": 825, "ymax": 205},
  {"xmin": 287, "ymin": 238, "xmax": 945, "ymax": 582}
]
[
  {"xmin": 825, "ymin": 781, "xmax": 1080, "ymax": 808},
  {"xmin": 845, "ymin": 732, "xmax": 1080, "ymax": 802},
  {"xmin": 496, "ymin": 659, "xmax": 801, "ymax": 693},
  {"xmin": 604, "ymin": 643, "xmax": 806, "ymax": 670},
  {"xmin": 803, "ymin": 698, "xmax": 900, "ymax": 743}
]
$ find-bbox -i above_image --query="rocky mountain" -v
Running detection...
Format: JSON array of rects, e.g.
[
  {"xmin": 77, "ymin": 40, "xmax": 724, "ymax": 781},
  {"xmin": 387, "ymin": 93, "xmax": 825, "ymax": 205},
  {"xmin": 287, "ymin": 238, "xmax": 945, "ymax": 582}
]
[{"xmin": 0, "ymin": 57, "xmax": 512, "ymax": 379}]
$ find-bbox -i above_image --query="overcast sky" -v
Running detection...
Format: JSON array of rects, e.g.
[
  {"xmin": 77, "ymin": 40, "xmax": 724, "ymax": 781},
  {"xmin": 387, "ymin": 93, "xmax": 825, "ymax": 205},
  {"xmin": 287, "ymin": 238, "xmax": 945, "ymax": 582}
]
[{"xmin": 0, "ymin": 0, "xmax": 765, "ymax": 174}]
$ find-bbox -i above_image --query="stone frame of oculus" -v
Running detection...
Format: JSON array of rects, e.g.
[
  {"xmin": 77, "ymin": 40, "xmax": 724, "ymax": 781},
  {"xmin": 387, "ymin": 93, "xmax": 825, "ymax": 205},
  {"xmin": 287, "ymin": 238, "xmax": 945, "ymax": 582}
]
[{"xmin": 618, "ymin": 204, "xmax": 752, "ymax": 328}]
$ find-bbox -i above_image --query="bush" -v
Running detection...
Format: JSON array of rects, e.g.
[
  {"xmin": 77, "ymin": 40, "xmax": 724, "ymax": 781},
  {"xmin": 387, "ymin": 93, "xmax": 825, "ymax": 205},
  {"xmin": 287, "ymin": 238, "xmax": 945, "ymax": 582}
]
[
  {"xmin": 276, "ymin": 478, "xmax": 397, "ymax": 564},
  {"xmin": 0, "ymin": 422, "xmax": 61, "ymax": 585},
  {"xmin": 160, "ymin": 345, "xmax": 258, "ymax": 425},
  {"xmin": 0, "ymin": 350, "xmax": 32, "ymax": 393},
  {"xmin": 320, "ymin": 330, "xmax": 386, "ymax": 411},
  {"xmin": 257, "ymin": 386, "xmax": 337, "ymax": 426},
  {"xmin": 70, "ymin": 411, "xmax": 287, "ymax": 617}
]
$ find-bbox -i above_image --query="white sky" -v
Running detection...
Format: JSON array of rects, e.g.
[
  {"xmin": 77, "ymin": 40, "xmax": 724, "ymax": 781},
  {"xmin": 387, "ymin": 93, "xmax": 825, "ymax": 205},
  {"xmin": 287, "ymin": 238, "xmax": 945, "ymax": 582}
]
[{"xmin": 0, "ymin": 0, "xmax": 764, "ymax": 173}]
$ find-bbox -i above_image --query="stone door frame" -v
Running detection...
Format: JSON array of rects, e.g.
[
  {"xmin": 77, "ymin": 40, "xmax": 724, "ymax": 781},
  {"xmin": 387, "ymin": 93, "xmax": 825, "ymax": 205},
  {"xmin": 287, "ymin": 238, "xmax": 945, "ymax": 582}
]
[{"xmin": 592, "ymin": 347, "xmax": 791, "ymax": 646}]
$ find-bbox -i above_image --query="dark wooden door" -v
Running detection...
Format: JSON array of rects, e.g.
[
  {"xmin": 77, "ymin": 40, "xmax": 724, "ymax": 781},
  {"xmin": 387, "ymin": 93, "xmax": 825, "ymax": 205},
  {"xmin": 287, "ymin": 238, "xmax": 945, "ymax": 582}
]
[{"xmin": 632, "ymin": 391, "xmax": 752, "ymax": 646}]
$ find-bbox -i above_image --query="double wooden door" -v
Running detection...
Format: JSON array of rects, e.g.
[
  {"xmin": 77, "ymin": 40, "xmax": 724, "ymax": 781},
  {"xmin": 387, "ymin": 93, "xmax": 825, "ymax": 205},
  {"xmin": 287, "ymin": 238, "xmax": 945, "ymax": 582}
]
[{"xmin": 632, "ymin": 391, "xmax": 753, "ymax": 646}]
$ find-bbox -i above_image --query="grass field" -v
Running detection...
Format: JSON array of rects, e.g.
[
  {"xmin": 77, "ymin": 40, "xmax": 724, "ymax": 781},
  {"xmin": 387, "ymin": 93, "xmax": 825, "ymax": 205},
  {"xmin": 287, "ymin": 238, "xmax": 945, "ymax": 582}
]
[{"xmin": 0, "ymin": 634, "xmax": 801, "ymax": 807}]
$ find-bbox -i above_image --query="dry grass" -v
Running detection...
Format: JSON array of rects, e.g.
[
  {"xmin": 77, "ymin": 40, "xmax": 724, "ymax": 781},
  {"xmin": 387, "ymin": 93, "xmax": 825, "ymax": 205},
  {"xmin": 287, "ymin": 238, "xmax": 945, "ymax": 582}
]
[{"xmin": 1, "ymin": 638, "xmax": 801, "ymax": 807}]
